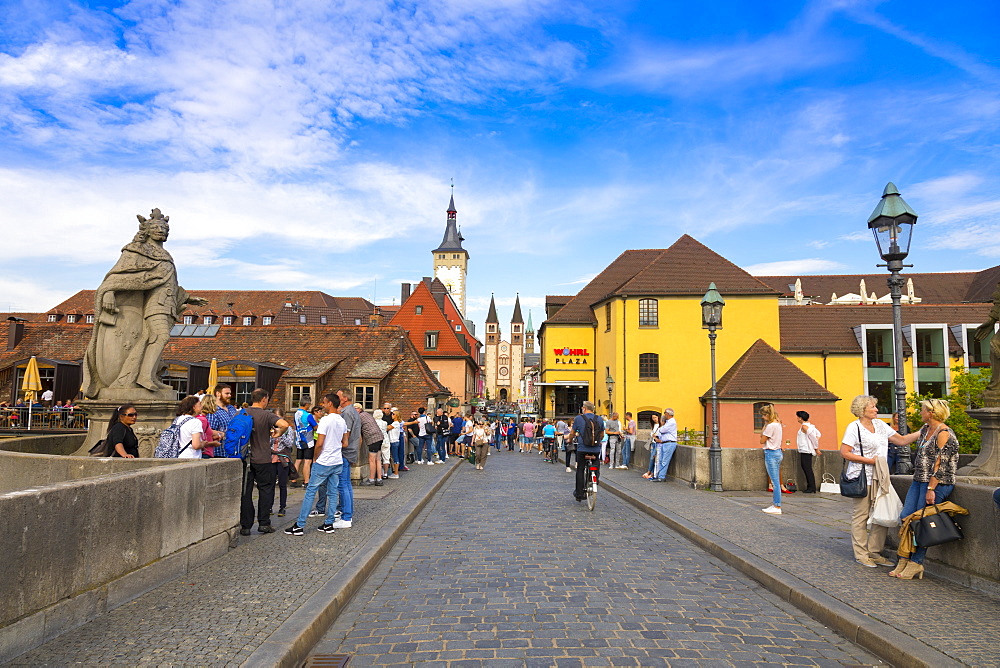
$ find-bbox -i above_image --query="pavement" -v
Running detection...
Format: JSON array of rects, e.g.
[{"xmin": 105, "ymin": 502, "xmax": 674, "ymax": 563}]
[{"xmin": 7, "ymin": 449, "xmax": 1000, "ymax": 667}]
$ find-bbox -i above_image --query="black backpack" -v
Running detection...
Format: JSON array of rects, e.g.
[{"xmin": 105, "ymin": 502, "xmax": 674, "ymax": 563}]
[{"xmin": 581, "ymin": 413, "xmax": 603, "ymax": 448}]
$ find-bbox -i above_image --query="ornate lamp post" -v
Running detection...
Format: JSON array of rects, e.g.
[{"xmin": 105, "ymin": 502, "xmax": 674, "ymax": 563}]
[
  {"xmin": 701, "ymin": 283, "xmax": 725, "ymax": 492},
  {"xmin": 605, "ymin": 373, "xmax": 615, "ymax": 416},
  {"xmin": 868, "ymin": 182, "xmax": 917, "ymax": 435}
]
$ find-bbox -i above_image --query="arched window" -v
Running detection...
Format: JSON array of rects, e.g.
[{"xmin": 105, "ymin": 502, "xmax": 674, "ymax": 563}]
[
  {"xmin": 639, "ymin": 353, "xmax": 659, "ymax": 380},
  {"xmin": 499, "ymin": 355, "xmax": 509, "ymax": 367},
  {"xmin": 639, "ymin": 299, "xmax": 658, "ymax": 327}
]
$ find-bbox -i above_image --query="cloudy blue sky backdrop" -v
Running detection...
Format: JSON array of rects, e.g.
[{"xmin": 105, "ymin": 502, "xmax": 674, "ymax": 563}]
[{"xmin": 2, "ymin": 0, "xmax": 999, "ymax": 331}]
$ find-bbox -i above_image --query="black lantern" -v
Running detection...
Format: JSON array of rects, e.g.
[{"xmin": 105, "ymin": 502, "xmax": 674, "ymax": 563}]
[
  {"xmin": 701, "ymin": 283, "xmax": 725, "ymax": 329},
  {"xmin": 868, "ymin": 182, "xmax": 917, "ymax": 263}
]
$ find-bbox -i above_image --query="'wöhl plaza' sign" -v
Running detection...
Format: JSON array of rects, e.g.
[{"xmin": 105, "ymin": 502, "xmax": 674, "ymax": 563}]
[{"xmin": 553, "ymin": 348, "xmax": 589, "ymax": 364}]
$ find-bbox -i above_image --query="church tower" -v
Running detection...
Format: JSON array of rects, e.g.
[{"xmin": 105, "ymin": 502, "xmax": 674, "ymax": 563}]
[
  {"xmin": 484, "ymin": 294, "xmax": 504, "ymax": 401},
  {"xmin": 510, "ymin": 294, "xmax": 524, "ymax": 401},
  {"xmin": 432, "ymin": 190, "xmax": 469, "ymax": 316},
  {"xmin": 525, "ymin": 310, "xmax": 535, "ymax": 355}
]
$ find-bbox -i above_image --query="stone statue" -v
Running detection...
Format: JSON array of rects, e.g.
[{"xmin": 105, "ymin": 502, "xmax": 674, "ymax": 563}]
[
  {"xmin": 81, "ymin": 209, "xmax": 207, "ymax": 400},
  {"xmin": 974, "ymin": 282, "xmax": 1000, "ymax": 407}
]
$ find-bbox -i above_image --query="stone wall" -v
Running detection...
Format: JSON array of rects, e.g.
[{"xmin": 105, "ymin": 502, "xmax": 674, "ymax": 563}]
[{"xmin": 0, "ymin": 449, "xmax": 242, "ymax": 662}]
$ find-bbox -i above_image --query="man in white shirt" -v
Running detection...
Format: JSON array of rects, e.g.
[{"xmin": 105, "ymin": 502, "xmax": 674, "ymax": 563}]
[
  {"xmin": 795, "ymin": 410, "xmax": 821, "ymax": 493},
  {"xmin": 286, "ymin": 393, "xmax": 348, "ymax": 535},
  {"xmin": 41, "ymin": 388, "xmax": 53, "ymax": 407},
  {"xmin": 652, "ymin": 409, "xmax": 678, "ymax": 482}
]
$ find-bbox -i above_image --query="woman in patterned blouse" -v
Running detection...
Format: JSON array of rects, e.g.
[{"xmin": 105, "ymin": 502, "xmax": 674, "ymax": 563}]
[{"xmin": 891, "ymin": 398, "xmax": 961, "ymax": 580}]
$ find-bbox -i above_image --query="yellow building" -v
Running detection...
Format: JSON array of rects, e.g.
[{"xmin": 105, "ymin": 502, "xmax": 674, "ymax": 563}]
[{"xmin": 538, "ymin": 235, "xmax": 995, "ymax": 441}]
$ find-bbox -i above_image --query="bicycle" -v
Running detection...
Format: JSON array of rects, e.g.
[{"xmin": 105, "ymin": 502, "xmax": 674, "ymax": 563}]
[{"xmin": 583, "ymin": 453, "xmax": 600, "ymax": 511}]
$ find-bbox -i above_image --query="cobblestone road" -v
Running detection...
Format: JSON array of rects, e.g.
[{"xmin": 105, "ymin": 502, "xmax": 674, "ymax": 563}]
[{"xmin": 310, "ymin": 451, "xmax": 882, "ymax": 666}]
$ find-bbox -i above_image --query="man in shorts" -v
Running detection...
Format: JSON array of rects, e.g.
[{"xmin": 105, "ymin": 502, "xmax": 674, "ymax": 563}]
[{"xmin": 294, "ymin": 396, "xmax": 317, "ymax": 486}]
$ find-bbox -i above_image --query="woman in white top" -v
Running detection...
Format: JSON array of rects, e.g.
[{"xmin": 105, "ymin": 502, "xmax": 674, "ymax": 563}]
[
  {"xmin": 841, "ymin": 395, "xmax": 921, "ymax": 567},
  {"xmin": 759, "ymin": 404, "xmax": 784, "ymax": 515},
  {"xmin": 173, "ymin": 395, "xmax": 205, "ymax": 460},
  {"xmin": 795, "ymin": 410, "xmax": 821, "ymax": 493},
  {"xmin": 472, "ymin": 419, "xmax": 491, "ymax": 470},
  {"xmin": 642, "ymin": 413, "xmax": 660, "ymax": 479}
]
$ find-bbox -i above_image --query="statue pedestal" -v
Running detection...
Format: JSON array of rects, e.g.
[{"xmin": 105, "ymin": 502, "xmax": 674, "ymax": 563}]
[
  {"xmin": 74, "ymin": 400, "xmax": 178, "ymax": 458},
  {"xmin": 959, "ymin": 408, "xmax": 1000, "ymax": 477}
]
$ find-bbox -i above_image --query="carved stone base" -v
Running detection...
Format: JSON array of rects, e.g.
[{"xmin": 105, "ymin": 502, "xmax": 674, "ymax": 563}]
[
  {"xmin": 73, "ymin": 400, "xmax": 178, "ymax": 458},
  {"xmin": 959, "ymin": 408, "xmax": 1000, "ymax": 477}
]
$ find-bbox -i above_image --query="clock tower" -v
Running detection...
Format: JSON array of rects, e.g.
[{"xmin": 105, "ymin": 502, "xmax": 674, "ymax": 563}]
[{"xmin": 432, "ymin": 191, "xmax": 469, "ymax": 316}]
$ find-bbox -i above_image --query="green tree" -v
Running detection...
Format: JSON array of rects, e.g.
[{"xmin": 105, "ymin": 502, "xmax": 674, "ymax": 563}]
[{"xmin": 905, "ymin": 365, "xmax": 988, "ymax": 454}]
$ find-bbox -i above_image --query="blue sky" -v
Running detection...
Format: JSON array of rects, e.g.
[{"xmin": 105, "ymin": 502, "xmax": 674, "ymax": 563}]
[{"xmin": 2, "ymin": 0, "xmax": 999, "ymax": 334}]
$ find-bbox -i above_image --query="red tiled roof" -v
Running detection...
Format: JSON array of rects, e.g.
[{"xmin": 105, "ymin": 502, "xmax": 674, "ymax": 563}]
[
  {"xmin": 51, "ymin": 290, "xmax": 375, "ymax": 327},
  {"xmin": 778, "ymin": 304, "xmax": 991, "ymax": 354},
  {"xmin": 544, "ymin": 236, "xmax": 778, "ymax": 326},
  {"xmin": 0, "ymin": 322, "xmax": 449, "ymax": 408},
  {"xmin": 705, "ymin": 339, "xmax": 838, "ymax": 401},
  {"xmin": 544, "ymin": 250, "xmax": 662, "ymax": 324},
  {"xmin": 616, "ymin": 235, "xmax": 779, "ymax": 297},
  {"xmin": 388, "ymin": 280, "xmax": 476, "ymax": 360}
]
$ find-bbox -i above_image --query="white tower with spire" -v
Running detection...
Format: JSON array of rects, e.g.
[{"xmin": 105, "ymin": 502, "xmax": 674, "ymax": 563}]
[{"xmin": 432, "ymin": 189, "xmax": 469, "ymax": 316}]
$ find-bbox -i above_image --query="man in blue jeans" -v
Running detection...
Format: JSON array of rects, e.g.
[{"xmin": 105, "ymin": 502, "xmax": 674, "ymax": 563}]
[
  {"xmin": 285, "ymin": 393, "xmax": 348, "ymax": 535},
  {"xmin": 652, "ymin": 408, "xmax": 677, "ymax": 482},
  {"xmin": 312, "ymin": 389, "xmax": 358, "ymax": 528}
]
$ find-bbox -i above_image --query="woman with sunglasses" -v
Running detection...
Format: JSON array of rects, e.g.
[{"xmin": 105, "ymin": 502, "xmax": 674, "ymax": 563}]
[{"xmin": 107, "ymin": 404, "xmax": 139, "ymax": 458}]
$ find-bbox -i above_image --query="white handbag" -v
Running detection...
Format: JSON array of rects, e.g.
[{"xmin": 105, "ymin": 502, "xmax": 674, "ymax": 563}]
[
  {"xmin": 869, "ymin": 485, "xmax": 903, "ymax": 528},
  {"xmin": 819, "ymin": 473, "xmax": 840, "ymax": 494}
]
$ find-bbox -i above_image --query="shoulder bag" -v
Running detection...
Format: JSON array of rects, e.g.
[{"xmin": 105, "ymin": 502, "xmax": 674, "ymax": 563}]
[
  {"xmin": 914, "ymin": 504, "xmax": 963, "ymax": 547},
  {"xmin": 840, "ymin": 423, "xmax": 868, "ymax": 498}
]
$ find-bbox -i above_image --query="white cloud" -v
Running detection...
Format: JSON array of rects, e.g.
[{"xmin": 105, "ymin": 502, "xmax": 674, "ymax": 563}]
[
  {"xmin": 0, "ymin": 0, "xmax": 584, "ymax": 172},
  {"xmin": 745, "ymin": 259, "xmax": 847, "ymax": 275}
]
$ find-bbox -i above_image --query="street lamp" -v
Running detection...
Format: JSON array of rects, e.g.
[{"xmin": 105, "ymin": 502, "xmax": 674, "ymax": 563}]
[
  {"xmin": 868, "ymin": 182, "xmax": 917, "ymax": 435},
  {"xmin": 701, "ymin": 283, "xmax": 725, "ymax": 492},
  {"xmin": 605, "ymin": 373, "xmax": 615, "ymax": 416}
]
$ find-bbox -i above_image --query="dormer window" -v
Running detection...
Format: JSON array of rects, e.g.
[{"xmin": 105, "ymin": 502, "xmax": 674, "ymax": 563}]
[
  {"xmin": 223, "ymin": 316, "xmax": 234, "ymax": 325},
  {"xmin": 203, "ymin": 315, "xmax": 213, "ymax": 325},
  {"xmin": 85, "ymin": 314, "xmax": 95, "ymax": 324},
  {"xmin": 183, "ymin": 315, "xmax": 193, "ymax": 325},
  {"xmin": 47, "ymin": 314, "xmax": 57, "ymax": 322},
  {"xmin": 263, "ymin": 316, "xmax": 273, "ymax": 326},
  {"xmin": 66, "ymin": 314, "xmax": 78, "ymax": 323},
  {"xmin": 243, "ymin": 316, "xmax": 252, "ymax": 326}
]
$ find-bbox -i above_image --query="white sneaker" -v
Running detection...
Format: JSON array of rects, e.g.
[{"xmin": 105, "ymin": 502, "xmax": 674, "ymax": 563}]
[
  {"xmin": 387, "ymin": 473, "xmax": 399, "ymax": 479},
  {"xmin": 566, "ymin": 467, "xmax": 572, "ymax": 473},
  {"xmin": 330, "ymin": 519, "xmax": 352, "ymax": 529},
  {"xmin": 426, "ymin": 460, "xmax": 434, "ymax": 465},
  {"xmin": 762, "ymin": 505, "xmax": 782, "ymax": 515},
  {"xmin": 415, "ymin": 460, "xmax": 424, "ymax": 464}
]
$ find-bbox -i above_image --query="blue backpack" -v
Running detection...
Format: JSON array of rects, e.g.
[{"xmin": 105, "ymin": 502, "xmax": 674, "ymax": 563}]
[{"xmin": 221, "ymin": 409, "xmax": 254, "ymax": 459}]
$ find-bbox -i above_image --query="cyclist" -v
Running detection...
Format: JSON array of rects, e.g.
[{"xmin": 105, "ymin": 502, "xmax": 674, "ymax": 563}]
[
  {"xmin": 567, "ymin": 401, "xmax": 605, "ymax": 502},
  {"xmin": 541, "ymin": 419, "xmax": 557, "ymax": 462}
]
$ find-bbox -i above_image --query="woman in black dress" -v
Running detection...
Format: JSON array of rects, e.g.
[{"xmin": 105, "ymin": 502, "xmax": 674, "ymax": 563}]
[{"xmin": 107, "ymin": 403, "xmax": 139, "ymax": 458}]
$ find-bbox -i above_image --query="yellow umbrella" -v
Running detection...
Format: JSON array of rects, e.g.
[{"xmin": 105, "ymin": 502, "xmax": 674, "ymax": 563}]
[
  {"xmin": 206, "ymin": 358, "xmax": 218, "ymax": 394},
  {"xmin": 21, "ymin": 356, "xmax": 42, "ymax": 404},
  {"xmin": 21, "ymin": 356, "xmax": 43, "ymax": 431}
]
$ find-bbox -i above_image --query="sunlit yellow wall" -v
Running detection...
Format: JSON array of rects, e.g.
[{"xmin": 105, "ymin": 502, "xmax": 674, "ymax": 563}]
[
  {"xmin": 539, "ymin": 323, "xmax": 597, "ymax": 407},
  {"xmin": 603, "ymin": 295, "xmax": 781, "ymax": 433}
]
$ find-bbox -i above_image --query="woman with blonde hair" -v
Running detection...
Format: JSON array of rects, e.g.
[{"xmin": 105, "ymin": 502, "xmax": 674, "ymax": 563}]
[
  {"xmin": 759, "ymin": 404, "xmax": 784, "ymax": 515},
  {"xmin": 841, "ymin": 395, "xmax": 921, "ymax": 568},
  {"xmin": 891, "ymin": 398, "xmax": 961, "ymax": 580}
]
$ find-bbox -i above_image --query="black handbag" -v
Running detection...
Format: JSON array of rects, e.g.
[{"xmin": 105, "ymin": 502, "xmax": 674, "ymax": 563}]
[
  {"xmin": 913, "ymin": 504, "xmax": 963, "ymax": 547},
  {"xmin": 840, "ymin": 424, "xmax": 869, "ymax": 498}
]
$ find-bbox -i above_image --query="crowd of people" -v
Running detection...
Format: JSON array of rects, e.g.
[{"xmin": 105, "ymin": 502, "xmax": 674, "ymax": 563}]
[
  {"xmin": 2, "ymin": 397, "xmax": 80, "ymax": 427},
  {"xmin": 98, "ymin": 387, "xmax": 977, "ymax": 580}
]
